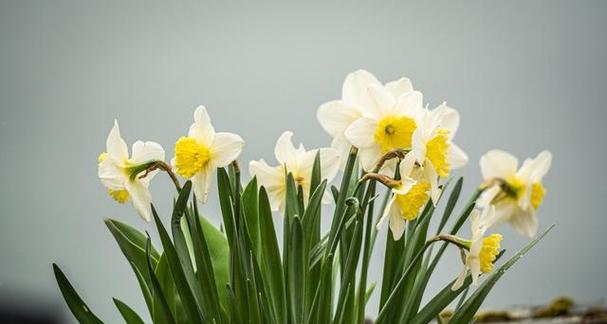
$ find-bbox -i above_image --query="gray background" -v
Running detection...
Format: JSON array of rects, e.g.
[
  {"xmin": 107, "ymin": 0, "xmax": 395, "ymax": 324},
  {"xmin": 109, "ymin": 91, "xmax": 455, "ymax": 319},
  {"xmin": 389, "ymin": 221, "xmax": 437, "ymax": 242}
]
[{"xmin": 1, "ymin": 1, "xmax": 606, "ymax": 323}]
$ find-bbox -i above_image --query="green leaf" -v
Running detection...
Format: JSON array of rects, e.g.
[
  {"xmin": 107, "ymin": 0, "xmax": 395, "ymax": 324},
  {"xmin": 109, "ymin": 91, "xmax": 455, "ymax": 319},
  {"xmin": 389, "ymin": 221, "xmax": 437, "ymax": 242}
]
[
  {"xmin": 151, "ymin": 203, "xmax": 204, "ymax": 323},
  {"xmin": 52, "ymin": 264, "xmax": 104, "ymax": 324},
  {"xmin": 198, "ymin": 214, "xmax": 230, "ymax": 309},
  {"xmin": 258, "ymin": 187, "xmax": 286, "ymax": 324},
  {"xmin": 242, "ymin": 177, "xmax": 260, "ymax": 255},
  {"xmin": 436, "ymin": 177, "xmax": 463, "ymax": 234},
  {"xmin": 449, "ymin": 225, "xmax": 555, "ymax": 323},
  {"xmin": 287, "ymin": 216, "xmax": 305, "ymax": 324},
  {"xmin": 145, "ymin": 238, "xmax": 177, "ymax": 324},
  {"xmin": 113, "ymin": 298, "xmax": 144, "ymax": 324}
]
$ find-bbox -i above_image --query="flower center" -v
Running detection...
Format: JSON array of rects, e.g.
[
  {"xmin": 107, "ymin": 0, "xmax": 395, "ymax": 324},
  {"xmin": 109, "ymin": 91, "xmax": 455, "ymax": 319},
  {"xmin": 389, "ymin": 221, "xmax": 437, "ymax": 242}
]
[
  {"xmin": 394, "ymin": 181, "xmax": 430, "ymax": 221},
  {"xmin": 530, "ymin": 182, "xmax": 546, "ymax": 209},
  {"xmin": 479, "ymin": 233, "xmax": 502, "ymax": 273},
  {"xmin": 108, "ymin": 189, "xmax": 130, "ymax": 203},
  {"xmin": 174, "ymin": 137, "xmax": 212, "ymax": 178},
  {"xmin": 425, "ymin": 129, "xmax": 450, "ymax": 177},
  {"xmin": 374, "ymin": 115, "xmax": 417, "ymax": 152}
]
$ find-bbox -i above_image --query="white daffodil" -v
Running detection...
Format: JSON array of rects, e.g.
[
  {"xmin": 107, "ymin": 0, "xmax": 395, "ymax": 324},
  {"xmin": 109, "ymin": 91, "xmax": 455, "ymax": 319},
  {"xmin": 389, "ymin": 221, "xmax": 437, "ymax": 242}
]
[
  {"xmin": 173, "ymin": 106, "xmax": 244, "ymax": 203},
  {"xmin": 97, "ymin": 120, "xmax": 165, "ymax": 221},
  {"xmin": 452, "ymin": 206, "xmax": 502, "ymax": 290},
  {"xmin": 477, "ymin": 149, "xmax": 552, "ymax": 238},
  {"xmin": 318, "ymin": 70, "xmax": 415, "ymax": 169},
  {"xmin": 376, "ymin": 153, "xmax": 431, "ymax": 240},
  {"xmin": 318, "ymin": 70, "xmax": 421, "ymax": 172},
  {"xmin": 411, "ymin": 103, "xmax": 468, "ymax": 204},
  {"xmin": 249, "ymin": 131, "xmax": 340, "ymax": 213}
]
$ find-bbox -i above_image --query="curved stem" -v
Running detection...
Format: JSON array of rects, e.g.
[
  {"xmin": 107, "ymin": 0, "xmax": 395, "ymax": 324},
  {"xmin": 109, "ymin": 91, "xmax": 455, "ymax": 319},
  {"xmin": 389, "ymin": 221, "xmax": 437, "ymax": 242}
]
[{"xmin": 139, "ymin": 161, "xmax": 182, "ymax": 192}]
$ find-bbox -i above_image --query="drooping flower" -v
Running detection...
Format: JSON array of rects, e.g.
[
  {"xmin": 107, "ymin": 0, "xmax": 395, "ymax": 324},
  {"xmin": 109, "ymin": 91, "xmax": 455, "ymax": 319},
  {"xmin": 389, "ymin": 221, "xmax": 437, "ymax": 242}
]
[
  {"xmin": 452, "ymin": 206, "xmax": 503, "ymax": 290},
  {"xmin": 375, "ymin": 153, "xmax": 429, "ymax": 240},
  {"xmin": 173, "ymin": 106, "xmax": 245, "ymax": 202},
  {"xmin": 97, "ymin": 120, "xmax": 165, "ymax": 221},
  {"xmin": 477, "ymin": 149, "xmax": 552, "ymax": 237},
  {"xmin": 411, "ymin": 103, "xmax": 468, "ymax": 204},
  {"xmin": 249, "ymin": 131, "xmax": 340, "ymax": 213},
  {"xmin": 319, "ymin": 70, "xmax": 420, "ymax": 171}
]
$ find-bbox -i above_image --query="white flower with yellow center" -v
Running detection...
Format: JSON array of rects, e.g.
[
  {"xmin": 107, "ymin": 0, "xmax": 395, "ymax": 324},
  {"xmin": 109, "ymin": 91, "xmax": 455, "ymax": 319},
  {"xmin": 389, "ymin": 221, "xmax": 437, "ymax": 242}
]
[
  {"xmin": 318, "ymin": 70, "xmax": 416, "ymax": 169},
  {"xmin": 452, "ymin": 206, "xmax": 503, "ymax": 290},
  {"xmin": 97, "ymin": 120, "xmax": 165, "ymax": 221},
  {"xmin": 411, "ymin": 103, "xmax": 468, "ymax": 204},
  {"xmin": 249, "ymin": 131, "xmax": 340, "ymax": 213},
  {"xmin": 173, "ymin": 106, "xmax": 245, "ymax": 203},
  {"xmin": 376, "ymin": 153, "xmax": 430, "ymax": 240},
  {"xmin": 477, "ymin": 149, "xmax": 552, "ymax": 238}
]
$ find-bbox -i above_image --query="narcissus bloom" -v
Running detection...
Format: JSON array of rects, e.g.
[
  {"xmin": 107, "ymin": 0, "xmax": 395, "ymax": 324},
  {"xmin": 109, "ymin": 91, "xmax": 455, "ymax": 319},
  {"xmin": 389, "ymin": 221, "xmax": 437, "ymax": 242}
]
[
  {"xmin": 411, "ymin": 103, "xmax": 468, "ymax": 203},
  {"xmin": 97, "ymin": 120, "xmax": 165, "ymax": 221},
  {"xmin": 318, "ymin": 70, "xmax": 421, "ymax": 172},
  {"xmin": 452, "ymin": 207, "xmax": 503, "ymax": 290},
  {"xmin": 173, "ymin": 106, "xmax": 244, "ymax": 202},
  {"xmin": 376, "ymin": 153, "xmax": 428, "ymax": 240},
  {"xmin": 249, "ymin": 131, "xmax": 340, "ymax": 213},
  {"xmin": 477, "ymin": 150, "xmax": 552, "ymax": 237}
]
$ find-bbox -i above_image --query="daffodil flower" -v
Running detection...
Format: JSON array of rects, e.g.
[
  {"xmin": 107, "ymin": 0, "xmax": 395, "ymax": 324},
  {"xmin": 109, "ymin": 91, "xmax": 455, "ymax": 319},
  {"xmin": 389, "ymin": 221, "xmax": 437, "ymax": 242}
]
[
  {"xmin": 411, "ymin": 103, "xmax": 468, "ymax": 204},
  {"xmin": 97, "ymin": 120, "xmax": 165, "ymax": 221},
  {"xmin": 318, "ymin": 70, "xmax": 420, "ymax": 172},
  {"xmin": 318, "ymin": 70, "xmax": 415, "ymax": 169},
  {"xmin": 452, "ymin": 206, "xmax": 503, "ymax": 290},
  {"xmin": 249, "ymin": 131, "xmax": 340, "ymax": 213},
  {"xmin": 376, "ymin": 153, "xmax": 430, "ymax": 240},
  {"xmin": 173, "ymin": 106, "xmax": 245, "ymax": 203},
  {"xmin": 477, "ymin": 149, "xmax": 552, "ymax": 237}
]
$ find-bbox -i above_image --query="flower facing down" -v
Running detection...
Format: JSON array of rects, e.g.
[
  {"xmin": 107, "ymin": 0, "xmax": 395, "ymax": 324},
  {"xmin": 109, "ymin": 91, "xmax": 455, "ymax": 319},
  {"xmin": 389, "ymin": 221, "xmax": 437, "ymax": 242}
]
[
  {"xmin": 335, "ymin": 71, "xmax": 422, "ymax": 172},
  {"xmin": 411, "ymin": 103, "xmax": 468, "ymax": 204},
  {"xmin": 376, "ymin": 153, "xmax": 431, "ymax": 240},
  {"xmin": 249, "ymin": 131, "xmax": 340, "ymax": 213},
  {"xmin": 452, "ymin": 206, "xmax": 503, "ymax": 290},
  {"xmin": 477, "ymin": 149, "xmax": 552, "ymax": 238},
  {"xmin": 97, "ymin": 120, "xmax": 165, "ymax": 221},
  {"xmin": 318, "ymin": 70, "xmax": 416, "ymax": 169},
  {"xmin": 173, "ymin": 106, "xmax": 244, "ymax": 202}
]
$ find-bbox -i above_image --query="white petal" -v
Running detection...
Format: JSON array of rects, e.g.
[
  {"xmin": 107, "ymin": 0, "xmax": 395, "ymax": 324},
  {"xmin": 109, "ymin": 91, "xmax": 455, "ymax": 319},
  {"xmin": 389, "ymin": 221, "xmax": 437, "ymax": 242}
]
[
  {"xmin": 469, "ymin": 258, "xmax": 481, "ymax": 285},
  {"xmin": 211, "ymin": 132, "xmax": 245, "ymax": 168},
  {"xmin": 191, "ymin": 166, "xmax": 213, "ymax": 203},
  {"xmin": 125, "ymin": 180, "xmax": 153, "ymax": 221},
  {"xmin": 480, "ymin": 150, "xmax": 518, "ymax": 180},
  {"xmin": 385, "ymin": 77, "xmax": 414, "ymax": 98},
  {"xmin": 389, "ymin": 204, "xmax": 406, "ymax": 240},
  {"xmin": 342, "ymin": 69, "xmax": 382, "ymax": 108},
  {"xmin": 189, "ymin": 106, "xmax": 215, "ymax": 145},
  {"xmin": 357, "ymin": 145, "xmax": 382, "ymax": 172},
  {"xmin": 392, "ymin": 176, "xmax": 416, "ymax": 195},
  {"xmin": 274, "ymin": 131, "xmax": 299, "ymax": 167},
  {"xmin": 130, "ymin": 141, "xmax": 165, "ymax": 165},
  {"xmin": 377, "ymin": 196, "xmax": 395, "ymax": 230},
  {"xmin": 448, "ymin": 143, "xmax": 468, "ymax": 170},
  {"xmin": 344, "ymin": 117, "xmax": 378, "ymax": 149},
  {"xmin": 434, "ymin": 103, "xmax": 460, "ymax": 136},
  {"xmin": 396, "ymin": 90, "xmax": 423, "ymax": 115},
  {"xmin": 331, "ymin": 135, "xmax": 353, "ymax": 170},
  {"xmin": 317, "ymin": 101, "xmax": 362, "ymax": 137},
  {"xmin": 424, "ymin": 162, "xmax": 441, "ymax": 205},
  {"xmin": 367, "ymin": 84, "xmax": 396, "ymax": 116},
  {"xmin": 98, "ymin": 159, "xmax": 126, "ymax": 189},
  {"xmin": 249, "ymin": 159, "xmax": 285, "ymax": 192},
  {"xmin": 399, "ymin": 152, "xmax": 417, "ymax": 178},
  {"xmin": 529, "ymin": 150, "xmax": 552, "ymax": 182},
  {"xmin": 106, "ymin": 120, "xmax": 129, "ymax": 161},
  {"xmin": 318, "ymin": 148, "xmax": 341, "ymax": 183},
  {"xmin": 452, "ymin": 267, "xmax": 468, "ymax": 291},
  {"xmin": 411, "ymin": 128, "xmax": 427, "ymax": 164},
  {"xmin": 510, "ymin": 208, "xmax": 538, "ymax": 238}
]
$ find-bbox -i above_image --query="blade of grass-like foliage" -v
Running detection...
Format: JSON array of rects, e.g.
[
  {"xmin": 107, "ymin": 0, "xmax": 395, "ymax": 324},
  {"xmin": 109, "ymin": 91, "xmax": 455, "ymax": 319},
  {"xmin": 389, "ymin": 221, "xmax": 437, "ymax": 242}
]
[
  {"xmin": 145, "ymin": 238, "xmax": 177, "ymax": 324},
  {"xmin": 409, "ymin": 251, "xmax": 505, "ymax": 324},
  {"xmin": 287, "ymin": 217, "xmax": 305, "ymax": 324},
  {"xmin": 356, "ymin": 180, "xmax": 376, "ymax": 324},
  {"xmin": 52, "ymin": 264, "xmax": 104, "ymax": 324},
  {"xmin": 242, "ymin": 177, "xmax": 260, "ymax": 254},
  {"xmin": 334, "ymin": 216, "xmax": 363, "ymax": 324},
  {"xmin": 151, "ymin": 204, "xmax": 204, "ymax": 323},
  {"xmin": 258, "ymin": 186, "xmax": 286, "ymax": 324},
  {"xmin": 449, "ymin": 225, "xmax": 555, "ymax": 323},
  {"xmin": 436, "ymin": 178, "xmax": 463, "ymax": 234},
  {"xmin": 105, "ymin": 219, "xmax": 158, "ymax": 316},
  {"xmin": 113, "ymin": 298, "xmax": 144, "ymax": 324}
]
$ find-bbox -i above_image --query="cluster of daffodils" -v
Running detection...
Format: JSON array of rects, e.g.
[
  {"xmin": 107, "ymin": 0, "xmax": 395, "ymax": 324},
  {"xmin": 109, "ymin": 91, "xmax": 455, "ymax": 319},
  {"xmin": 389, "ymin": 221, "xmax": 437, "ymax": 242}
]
[{"xmin": 96, "ymin": 69, "xmax": 552, "ymax": 297}]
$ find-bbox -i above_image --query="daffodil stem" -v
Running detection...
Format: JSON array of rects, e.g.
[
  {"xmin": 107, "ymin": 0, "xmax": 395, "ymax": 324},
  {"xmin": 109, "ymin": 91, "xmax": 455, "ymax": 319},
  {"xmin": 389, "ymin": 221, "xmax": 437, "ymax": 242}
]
[
  {"xmin": 433, "ymin": 234, "xmax": 470, "ymax": 251},
  {"xmin": 139, "ymin": 161, "xmax": 182, "ymax": 192},
  {"xmin": 360, "ymin": 173, "xmax": 401, "ymax": 188},
  {"xmin": 372, "ymin": 148, "xmax": 410, "ymax": 173}
]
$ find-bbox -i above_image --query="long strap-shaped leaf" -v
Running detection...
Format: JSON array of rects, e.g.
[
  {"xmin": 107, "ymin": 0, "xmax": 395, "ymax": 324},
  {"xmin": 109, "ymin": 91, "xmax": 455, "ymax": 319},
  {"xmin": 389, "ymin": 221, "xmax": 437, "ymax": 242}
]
[
  {"xmin": 113, "ymin": 298, "xmax": 144, "ymax": 324},
  {"xmin": 448, "ymin": 225, "xmax": 555, "ymax": 323},
  {"xmin": 53, "ymin": 264, "xmax": 104, "ymax": 324}
]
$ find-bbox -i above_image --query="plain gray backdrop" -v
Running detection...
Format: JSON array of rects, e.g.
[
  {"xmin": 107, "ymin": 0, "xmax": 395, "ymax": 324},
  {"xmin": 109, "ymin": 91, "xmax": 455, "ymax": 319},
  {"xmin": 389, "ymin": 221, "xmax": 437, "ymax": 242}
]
[{"xmin": 1, "ymin": 1, "xmax": 606, "ymax": 323}]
